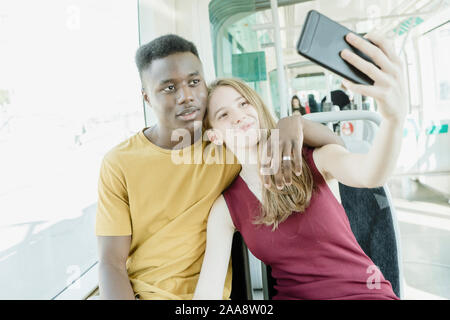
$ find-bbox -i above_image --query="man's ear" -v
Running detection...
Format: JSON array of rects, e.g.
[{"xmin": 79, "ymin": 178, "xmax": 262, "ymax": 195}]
[
  {"xmin": 206, "ymin": 129, "xmax": 223, "ymax": 145},
  {"xmin": 141, "ymin": 88, "xmax": 151, "ymax": 106}
]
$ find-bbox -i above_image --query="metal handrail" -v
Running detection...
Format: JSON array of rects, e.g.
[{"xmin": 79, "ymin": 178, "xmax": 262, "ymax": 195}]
[{"xmin": 303, "ymin": 110, "xmax": 382, "ymax": 126}]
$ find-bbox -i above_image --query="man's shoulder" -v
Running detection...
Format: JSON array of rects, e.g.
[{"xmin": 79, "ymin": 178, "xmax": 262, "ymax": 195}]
[{"xmin": 103, "ymin": 129, "xmax": 144, "ymax": 166}]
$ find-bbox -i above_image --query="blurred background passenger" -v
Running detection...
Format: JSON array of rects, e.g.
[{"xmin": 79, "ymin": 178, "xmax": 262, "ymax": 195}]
[
  {"xmin": 362, "ymin": 95, "xmax": 370, "ymax": 110},
  {"xmin": 291, "ymin": 95, "xmax": 306, "ymax": 115},
  {"xmin": 308, "ymin": 94, "xmax": 321, "ymax": 113},
  {"xmin": 320, "ymin": 83, "xmax": 352, "ymax": 132},
  {"xmin": 321, "ymin": 88, "xmax": 351, "ymax": 111}
]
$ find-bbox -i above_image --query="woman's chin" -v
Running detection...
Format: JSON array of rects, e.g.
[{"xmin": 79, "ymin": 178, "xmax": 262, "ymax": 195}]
[
  {"xmin": 224, "ymin": 132, "xmax": 260, "ymax": 149},
  {"xmin": 226, "ymin": 139, "xmax": 259, "ymax": 150}
]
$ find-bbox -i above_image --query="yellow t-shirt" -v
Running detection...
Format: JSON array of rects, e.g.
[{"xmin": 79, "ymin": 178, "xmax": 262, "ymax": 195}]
[{"xmin": 95, "ymin": 127, "xmax": 241, "ymax": 300}]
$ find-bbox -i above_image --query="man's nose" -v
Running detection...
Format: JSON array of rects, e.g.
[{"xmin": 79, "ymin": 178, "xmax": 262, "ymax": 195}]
[{"xmin": 176, "ymin": 84, "xmax": 194, "ymax": 104}]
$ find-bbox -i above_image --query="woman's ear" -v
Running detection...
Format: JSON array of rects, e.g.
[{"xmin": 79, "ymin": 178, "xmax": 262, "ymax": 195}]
[{"xmin": 206, "ymin": 129, "xmax": 223, "ymax": 145}]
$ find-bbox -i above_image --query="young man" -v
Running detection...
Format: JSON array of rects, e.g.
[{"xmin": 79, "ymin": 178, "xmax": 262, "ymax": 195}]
[{"xmin": 95, "ymin": 34, "xmax": 345, "ymax": 300}]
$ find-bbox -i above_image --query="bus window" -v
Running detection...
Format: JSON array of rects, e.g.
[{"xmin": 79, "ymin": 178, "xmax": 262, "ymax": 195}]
[
  {"xmin": 420, "ymin": 21, "xmax": 450, "ymax": 115},
  {"xmin": 0, "ymin": 0, "xmax": 143, "ymax": 299}
]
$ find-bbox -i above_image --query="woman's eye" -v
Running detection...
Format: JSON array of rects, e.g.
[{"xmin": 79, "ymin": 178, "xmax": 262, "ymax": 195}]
[
  {"xmin": 218, "ymin": 113, "xmax": 227, "ymax": 120},
  {"xmin": 240, "ymin": 101, "xmax": 248, "ymax": 107}
]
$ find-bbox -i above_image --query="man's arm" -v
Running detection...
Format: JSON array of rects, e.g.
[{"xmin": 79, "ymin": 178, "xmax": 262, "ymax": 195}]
[
  {"xmin": 260, "ymin": 114, "xmax": 345, "ymax": 189},
  {"xmin": 97, "ymin": 235, "xmax": 135, "ymax": 300},
  {"xmin": 301, "ymin": 116, "xmax": 345, "ymax": 148}
]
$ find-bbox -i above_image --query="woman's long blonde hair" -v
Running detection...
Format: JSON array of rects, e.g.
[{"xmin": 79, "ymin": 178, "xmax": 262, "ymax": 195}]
[{"xmin": 206, "ymin": 78, "xmax": 315, "ymax": 230}]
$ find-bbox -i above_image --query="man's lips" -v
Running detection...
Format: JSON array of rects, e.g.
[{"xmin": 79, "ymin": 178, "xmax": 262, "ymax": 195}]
[
  {"xmin": 177, "ymin": 107, "xmax": 200, "ymax": 120},
  {"xmin": 177, "ymin": 107, "xmax": 199, "ymax": 116}
]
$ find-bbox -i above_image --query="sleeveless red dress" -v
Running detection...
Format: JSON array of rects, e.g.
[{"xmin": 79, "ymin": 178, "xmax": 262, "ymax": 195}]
[{"xmin": 223, "ymin": 146, "xmax": 399, "ymax": 300}]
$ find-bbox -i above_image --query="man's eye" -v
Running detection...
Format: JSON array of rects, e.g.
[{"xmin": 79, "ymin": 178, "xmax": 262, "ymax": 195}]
[
  {"xmin": 190, "ymin": 79, "xmax": 200, "ymax": 86},
  {"xmin": 163, "ymin": 85, "xmax": 175, "ymax": 93}
]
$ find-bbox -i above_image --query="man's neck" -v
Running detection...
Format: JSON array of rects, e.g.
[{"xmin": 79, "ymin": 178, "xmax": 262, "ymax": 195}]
[{"xmin": 144, "ymin": 125, "xmax": 203, "ymax": 150}]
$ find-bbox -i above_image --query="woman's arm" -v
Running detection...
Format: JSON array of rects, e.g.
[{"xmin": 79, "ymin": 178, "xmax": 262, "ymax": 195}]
[
  {"xmin": 313, "ymin": 121, "xmax": 402, "ymax": 188},
  {"xmin": 313, "ymin": 31, "xmax": 407, "ymax": 189},
  {"xmin": 193, "ymin": 195, "xmax": 235, "ymax": 300}
]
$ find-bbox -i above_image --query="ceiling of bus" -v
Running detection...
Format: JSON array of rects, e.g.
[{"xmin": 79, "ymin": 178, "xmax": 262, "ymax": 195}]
[{"xmin": 211, "ymin": 0, "xmax": 446, "ymax": 74}]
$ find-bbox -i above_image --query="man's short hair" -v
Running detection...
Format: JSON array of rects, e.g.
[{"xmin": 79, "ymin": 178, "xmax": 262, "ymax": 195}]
[{"xmin": 135, "ymin": 34, "xmax": 199, "ymax": 76}]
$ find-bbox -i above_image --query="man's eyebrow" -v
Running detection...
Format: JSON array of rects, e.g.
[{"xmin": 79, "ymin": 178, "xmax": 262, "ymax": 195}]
[
  {"xmin": 158, "ymin": 71, "xmax": 200, "ymax": 86},
  {"xmin": 159, "ymin": 79, "xmax": 175, "ymax": 86}
]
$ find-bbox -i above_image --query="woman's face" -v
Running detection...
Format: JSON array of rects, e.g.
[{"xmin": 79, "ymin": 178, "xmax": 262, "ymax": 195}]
[
  {"xmin": 292, "ymin": 98, "xmax": 300, "ymax": 108},
  {"xmin": 207, "ymin": 85, "xmax": 260, "ymax": 149}
]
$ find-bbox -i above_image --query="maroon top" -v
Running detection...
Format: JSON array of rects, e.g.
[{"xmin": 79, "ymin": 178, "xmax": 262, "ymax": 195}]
[{"xmin": 223, "ymin": 146, "xmax": 399, "ymax": 300}]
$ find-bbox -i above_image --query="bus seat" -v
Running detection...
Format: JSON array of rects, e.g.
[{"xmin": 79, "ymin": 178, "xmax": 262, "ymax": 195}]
[
  {"xmin": 230, "ymin": 232, "xmax": 253, "ymax": 299},
  {"xmin": 242, "ymin": 111, "xmax": 404, "ymax": 300},
  {"xmin": 339, "ymin": 183, "xmax": 402, "ymax": 297}
]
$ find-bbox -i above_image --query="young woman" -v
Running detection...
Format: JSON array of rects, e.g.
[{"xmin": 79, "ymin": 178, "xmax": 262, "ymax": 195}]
[{"xmin": 194, "ymin": 32, "xmax": 407, "ymax": 300}]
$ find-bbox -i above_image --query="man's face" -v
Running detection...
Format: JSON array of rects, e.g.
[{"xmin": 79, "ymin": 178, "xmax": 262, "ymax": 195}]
[{"xmin": 141, "ymin": 52, "xmax": 207, "ymax": 133}]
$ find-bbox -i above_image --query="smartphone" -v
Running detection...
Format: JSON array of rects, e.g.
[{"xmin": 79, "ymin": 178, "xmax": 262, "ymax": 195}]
[{"xmin": 297, "ymin": 10, "xmax": 377, "ymax": 86}]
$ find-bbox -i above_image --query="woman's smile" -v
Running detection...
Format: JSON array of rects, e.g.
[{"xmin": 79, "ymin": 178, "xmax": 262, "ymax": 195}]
[{"xmin": 236, "ymin": 119, "xmax": 257, "ymax": 132}]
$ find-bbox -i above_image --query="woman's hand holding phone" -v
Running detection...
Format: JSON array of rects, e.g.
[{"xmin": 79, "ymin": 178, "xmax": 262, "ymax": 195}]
[
  {"xmin": 339, "ymin": 32, "xmax": 408, "ymax": 124},
  {"xmin": 334, "ymin": 31, "xmax": 408, "ymax": 187}
]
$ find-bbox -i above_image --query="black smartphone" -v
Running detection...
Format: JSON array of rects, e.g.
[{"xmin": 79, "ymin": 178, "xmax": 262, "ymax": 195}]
[{"xmin": 297, "ymin": 10, "xmax": 377, "ymax": 86}]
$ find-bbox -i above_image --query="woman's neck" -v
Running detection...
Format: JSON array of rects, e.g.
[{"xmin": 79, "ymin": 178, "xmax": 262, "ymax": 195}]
[{"xmin": 233, "ymin": 145, "xmax": 263, "ymax": 201}]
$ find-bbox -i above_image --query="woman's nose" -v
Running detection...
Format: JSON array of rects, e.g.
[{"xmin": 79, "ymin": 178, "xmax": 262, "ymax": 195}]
[
  {"xmin": 233, "ymin": 115, "xmax": 246, "ymax": 126},
  {"xmin": 230, "ymin": 109, "xmax": 246, "ymax": 125}
]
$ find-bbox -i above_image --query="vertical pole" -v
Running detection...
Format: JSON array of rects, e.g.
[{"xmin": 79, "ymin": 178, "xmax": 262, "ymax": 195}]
[
  {"xmin": 137, "ymin": 0, "xmax": 148, "ymax": 127},
  {"xmin": 355, "ymin": 94, "xmax": 362, "ymax": 110},
  {"xmin": 325, "ymin": 70, "xmax": 332, "ymax": 103},
  {"xmin": 270, "ymin": 0, "xmax": 289, "ymax": 118},
  {"xmin": 286, "ymin": 66, "xmax": 292, "ymax": 116}
]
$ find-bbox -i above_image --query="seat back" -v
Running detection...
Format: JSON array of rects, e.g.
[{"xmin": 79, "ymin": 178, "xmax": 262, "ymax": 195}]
[{"xmin": 338, "ymin": 184, "xmax": 402, "ymax": 297}]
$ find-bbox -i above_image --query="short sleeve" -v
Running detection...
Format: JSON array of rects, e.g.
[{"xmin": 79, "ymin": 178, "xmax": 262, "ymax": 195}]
[{"xmin": 95, "ymin": 154, "xmax": 132, "ymax": 236}]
